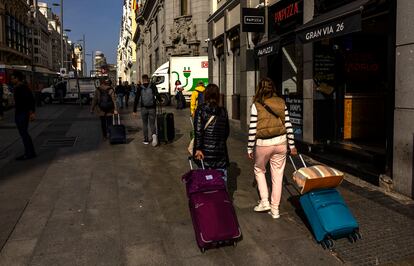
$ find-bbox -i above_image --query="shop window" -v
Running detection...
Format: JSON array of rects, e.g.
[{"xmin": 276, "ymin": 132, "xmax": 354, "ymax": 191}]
[{"xmin": 281, "ymin": 43, "xmax": 301, "ymax": 96}]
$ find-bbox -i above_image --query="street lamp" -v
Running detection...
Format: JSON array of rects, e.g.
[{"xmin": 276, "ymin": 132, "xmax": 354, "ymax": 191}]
[
  {"xmin": 85, "ymin": 51, "xmax": 94, "ymax": 77},
  {"xmin": 52, "ymin": 0, "xmax": 63, "ymax": 69},
  {"xmin": 77, "ymin": 35, "xmax": 86, "ymax": 77}
]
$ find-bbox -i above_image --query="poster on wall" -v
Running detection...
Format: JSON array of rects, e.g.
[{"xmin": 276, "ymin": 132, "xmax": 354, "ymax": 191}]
[
  {"xmin": 286, "ymin": 96, "xmax": 303, "ymax": 140},
  {"xmin": 314, "ymin": 53, "xmax": 336, "ymax": 98}
]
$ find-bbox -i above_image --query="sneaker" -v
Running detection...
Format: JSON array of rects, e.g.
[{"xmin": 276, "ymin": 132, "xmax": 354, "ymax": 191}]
[
  {"xmin": 151, "ymin": 134, "xmax": 158, "ymax": 147},
  {"xmin": 254, "ymin": 201, "xmax": 271, "ymax": 212},
  {"xmin": 142, "ymin": 138, "xmax": 150, "ymax": 145},
  {"xmin": 268, "ymin": 208, "xmax": 280, "ymax": 219}
]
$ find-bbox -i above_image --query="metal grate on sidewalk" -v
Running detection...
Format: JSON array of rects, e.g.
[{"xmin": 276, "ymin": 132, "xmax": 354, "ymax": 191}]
[{"xmin": 41, "ymin": 137, "xmax": 78, "ymax": 148}]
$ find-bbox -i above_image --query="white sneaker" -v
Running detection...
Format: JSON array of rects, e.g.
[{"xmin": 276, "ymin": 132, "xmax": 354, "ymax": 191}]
[
  {"xmin": 268, "ymin": 208, "xmax": 280, "ymax": 219},
  {"xmin": 151, "ymin": 134, "xmax": 158, "ymax": 147},
  {"xmin": 254, "ymin": 201, "xmax": 271, "ymax": 212}
]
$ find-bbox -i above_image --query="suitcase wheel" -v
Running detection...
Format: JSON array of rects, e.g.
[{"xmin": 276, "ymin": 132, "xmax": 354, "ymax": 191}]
[
  {"xmin": 348, "ymin": 230, "xmax": 362, "ymax": 243},
  {"xmin": 200, "ymin": 247, "xmax": 206, "ymax": 253},
  {"xmin": 321, "ymin": 238, "xmax": 334, "ymax": 250},
  {"xmin": 233, "ymin": 241, "xmax": 237, "ymax": 248}
]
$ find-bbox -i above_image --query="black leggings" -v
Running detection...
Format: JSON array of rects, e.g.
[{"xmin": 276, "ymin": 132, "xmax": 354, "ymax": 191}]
[{"xmin": 100, "ymin": 116, "xmax": 113, "ymax": 137}]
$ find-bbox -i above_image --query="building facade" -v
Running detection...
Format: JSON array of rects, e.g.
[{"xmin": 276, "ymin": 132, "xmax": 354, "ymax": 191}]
[
  {"xmin": 133, "ymin": 0, "xmax": 209, "ymax": 81},
  {"xmin": 117, "ymin": 0, "xmax": 136, "ymax": 83},
  {"xmin": 0, "ymin": 0, "xmax": 32, "ymax": 66},
  {"xmin": 208, "ymin": 0, "xmax": 414, "ymax": 199}
]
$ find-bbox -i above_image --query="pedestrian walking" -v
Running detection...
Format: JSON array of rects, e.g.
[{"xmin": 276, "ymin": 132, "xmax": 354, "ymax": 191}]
[
  {"xmin": 124, "ymin": 81, "xmax": 131, "ymax": 108},
  {"xmin": 133, "ymin": 74, "xmax": 161, "ymax": 146},
  {"xmin": 115, "ymin": 80, "xmax": 125, "ymax": 109},
  {"xmin": 190, "ymin": 81, "xmax": 205, "ymax": 117},
  {"xmin": 11, "ymin": 70, "xmax": 36, "ymax": 160},
  {"xmin": 247, "ymin": 78, "xmax": 297, "ymax": 219},
  {"xmin": 193, "ymin": 83, "xmax": 230, "ymax": 183},
  {"xmin": 90, "ymin": 78, "xmax": 118, "ymax": 140},
  {"xmin": 174, "ymin": 80, "xmax": 185, "ymax": 109}
]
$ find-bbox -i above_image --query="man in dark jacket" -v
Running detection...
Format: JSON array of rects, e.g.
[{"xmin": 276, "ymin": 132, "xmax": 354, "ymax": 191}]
[
  {"xmin": 11, "ymin": 70, "xmax": 36, "ymax": 160},
  {"xmin": 133, "ymin": 74, "xmax": 161, "ymax": 146}
]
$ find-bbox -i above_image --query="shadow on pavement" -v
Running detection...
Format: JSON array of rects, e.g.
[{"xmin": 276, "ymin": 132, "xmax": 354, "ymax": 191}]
[{"xmin": 227, "ymin": 162, "xmax": 241, "ymax": 200}]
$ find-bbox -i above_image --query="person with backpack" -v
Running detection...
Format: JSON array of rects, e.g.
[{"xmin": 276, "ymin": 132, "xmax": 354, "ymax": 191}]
[
  {"xmin": 190, "ymin": 81, "xmax": 205, "ymax": 117},
  {"xmin": 247, "ymin": 78, "xmax": 297, "ymax": 219},
  {"xmin": 133, "ymin": 74, "xmax": 161, "ymax": 146},
  {"xmin": 91, "ymin": 79, "xmax": 118, "ymax": 140}
]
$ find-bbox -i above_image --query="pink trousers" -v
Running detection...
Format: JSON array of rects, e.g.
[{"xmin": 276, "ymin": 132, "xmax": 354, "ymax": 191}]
[{"xmin": 254, "ymin": 144, "xmax": 287, "ymax": 208}]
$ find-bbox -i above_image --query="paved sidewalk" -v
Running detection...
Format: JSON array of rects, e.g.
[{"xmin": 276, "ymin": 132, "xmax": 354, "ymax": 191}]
[{"xmin": 0, "ymin": 105, "xmax": 413, "ymax": 265}]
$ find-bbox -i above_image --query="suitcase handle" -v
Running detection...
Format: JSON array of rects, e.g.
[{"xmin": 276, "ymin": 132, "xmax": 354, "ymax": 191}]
[
  {"xmin": 288, "ymin": 154, "xmax": 307, "ymax": 171},
  {"xmin": 112, "ymin": 114, "xmax": 121, "ymax": 125},
  {"xmin": 188, "ymin": 156, "xmax": 205, "ymax": 170}
]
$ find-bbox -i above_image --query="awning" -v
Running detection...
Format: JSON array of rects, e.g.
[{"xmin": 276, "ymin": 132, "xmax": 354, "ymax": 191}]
[
  {"xmin": 254, "ymin": 37, "xmax": 280, "ymax": 58},
  {"xmin": 296, "ymin": 0, "xmax": 370, "ymax": 43}
]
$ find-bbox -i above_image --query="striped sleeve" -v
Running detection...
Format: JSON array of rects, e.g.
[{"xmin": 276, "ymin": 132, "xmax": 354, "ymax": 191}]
[
  {"xmin": 284, "ymin": 106, "xmax": 296, "ymax": 150},
  {"xmin": 247, "ymin": 104, "xmax": 257, "ymax": 153}
]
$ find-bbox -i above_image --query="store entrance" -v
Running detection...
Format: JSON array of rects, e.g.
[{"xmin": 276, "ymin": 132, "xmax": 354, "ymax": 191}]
[{"xmin": 313, "ymin": 19, "xmax": 390, "ymax": 162}]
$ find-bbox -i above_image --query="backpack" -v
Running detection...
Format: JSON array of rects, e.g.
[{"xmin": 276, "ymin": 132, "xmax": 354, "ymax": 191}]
[
  {"xmin": 98, "ymin": 88, "xmax": 115, "ymax": 113},
  {"xmin": 196, "ymin": 89, "xmax": 204, "ymax": 106},
  {"xmin": 140, "ymin": 84, "xmax": 155, "ymax": 107}
]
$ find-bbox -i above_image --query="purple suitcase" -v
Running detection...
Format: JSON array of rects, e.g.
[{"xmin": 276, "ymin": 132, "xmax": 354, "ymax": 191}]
[{"xmin": 182, "ymin": 159, "xmax": 242, "ymax": 252}]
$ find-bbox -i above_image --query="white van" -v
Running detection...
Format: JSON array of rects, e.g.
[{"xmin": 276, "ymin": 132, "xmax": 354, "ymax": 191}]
[
  {"xmin": 151, "ymin": 56, "xmax": 209, "ymax": 106},
  {"xmin": 41, "ymin": 77, "xmax": 98, "ymax": 104}
]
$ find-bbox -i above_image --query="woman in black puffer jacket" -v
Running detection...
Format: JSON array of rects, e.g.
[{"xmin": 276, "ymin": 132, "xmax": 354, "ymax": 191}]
[{"xmin": 193, "ymin": 83, "xmax": 230, "ymax": 181}]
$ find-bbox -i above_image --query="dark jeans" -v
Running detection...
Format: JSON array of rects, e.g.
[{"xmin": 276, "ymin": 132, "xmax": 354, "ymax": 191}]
[
  {"xmin": 15, "ymin": 112, "xmax": 36, "ymax": 156},
  {"xmin": 125, "ymin": 93, "xmax": 130, "ymax": 107},
  {"xmin": 100, "ymin": 116, "xmax": 113, "ymax": 137},
  {"xmin": 141, "ymin": 107, "xmax": 156, "ymax": 140},
  {"xmin": 175, "ymin": 91, "xmax": 185, "ymax": 109}
]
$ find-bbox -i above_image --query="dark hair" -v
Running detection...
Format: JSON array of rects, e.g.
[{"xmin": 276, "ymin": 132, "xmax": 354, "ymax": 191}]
[
  {"xmin": 11, "ymin": 70, "xmax": 25, "ymax": 82},
  {"xmin": 253, "ymin": 77, "xmax": 276, "ymax": 104},
  {"xmin": 204, "ymin": 83, "xmax": 220, "ymax": 106},
  {"xmin": 142, "ymin": 74, "xmax": 149, "ymax": 81},
  {"xmin": 175, "ymin": 80, "xmax": 181, "ymax": 85},
  {"xmin": 197, "ymin": 81, "xmax": 205, "ymax": 86}
]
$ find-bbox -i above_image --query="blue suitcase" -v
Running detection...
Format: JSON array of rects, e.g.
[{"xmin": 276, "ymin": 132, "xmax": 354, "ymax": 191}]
[{"xmin": 300, "ymin": 188, "xmax": 361, "ymax": 249}]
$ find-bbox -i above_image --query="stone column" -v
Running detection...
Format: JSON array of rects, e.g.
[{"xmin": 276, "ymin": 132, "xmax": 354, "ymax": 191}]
[
  {"xmin": 302, "ymin": 0, "xmax": 314, "ymax": 144},
  {"xmin": 393, "ymin": 0, "xmax": 414, "ymax": 198}
]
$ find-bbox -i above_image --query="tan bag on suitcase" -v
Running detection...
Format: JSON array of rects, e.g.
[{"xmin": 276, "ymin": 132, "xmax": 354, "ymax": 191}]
[{"xmin": 289, "ymin": 155, "xmax": 344, "ymax": 194}]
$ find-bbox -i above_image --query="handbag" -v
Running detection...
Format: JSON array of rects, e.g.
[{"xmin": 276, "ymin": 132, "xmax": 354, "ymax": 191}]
[{"xmin": 187, "ymin": 115, "xmax": 215, "ymax": 155}]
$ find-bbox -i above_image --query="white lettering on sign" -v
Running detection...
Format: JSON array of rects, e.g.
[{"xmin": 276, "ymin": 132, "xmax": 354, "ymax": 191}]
[
  {"xmin": 257, "ymin": 46, "xmax": 273, "ymax": 56},
  {"xmin": 305, "ymin": 21, "xmax": 346, "ymax": 41},
  {"xmin": 245, "ymin": 16, "xmax": 264, "ymax": 25}
]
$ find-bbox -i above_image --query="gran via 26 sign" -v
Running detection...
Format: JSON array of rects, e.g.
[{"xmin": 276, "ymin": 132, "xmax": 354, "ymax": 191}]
[{"xmin": 297, "ymin": 13, "xmax": 362, "ymax": 43}]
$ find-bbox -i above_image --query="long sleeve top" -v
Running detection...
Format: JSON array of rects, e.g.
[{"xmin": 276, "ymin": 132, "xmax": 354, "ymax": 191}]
[
  {"xmin": 14, "ymin": 83, "xmax": 35, "ymax": 114},
  {"xmin": 247, "ymin": 103, "xmax": 295, "ymax": 153}
]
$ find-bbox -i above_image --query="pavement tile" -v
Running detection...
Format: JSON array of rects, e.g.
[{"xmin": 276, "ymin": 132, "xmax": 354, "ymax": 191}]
[
  {"xmin": 79, "ymin": 230, "xmax": 122, "ymax": 266},
  {"xmin": 125, "ymin": 242, "xmax": 170, "ymax": 266},
  {"xmin": 0, "ymin": 239, "xmax": 37, "ymax": 266},
  {"xmin": 8, "ymin": 208, "xmax": 50, "ymax": 241}
]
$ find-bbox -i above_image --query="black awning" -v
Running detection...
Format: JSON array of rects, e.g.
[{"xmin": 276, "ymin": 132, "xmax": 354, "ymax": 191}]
[
  {"xmin": 296, "ymin": 0, "xmax": 370, "ymax": 43},
  {"xmin": 254, "ymin": 37, "xmax": 280, "ymax": 58}
]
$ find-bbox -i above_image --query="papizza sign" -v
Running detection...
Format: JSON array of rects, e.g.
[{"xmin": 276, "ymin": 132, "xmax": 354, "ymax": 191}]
[
  {"xmin": 242, "ymin": 8, "xmax": 265, "ymax": 32},
  {"xmin": 297, "ymin": 13, "xmax": 362, "ymax": 43}
]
